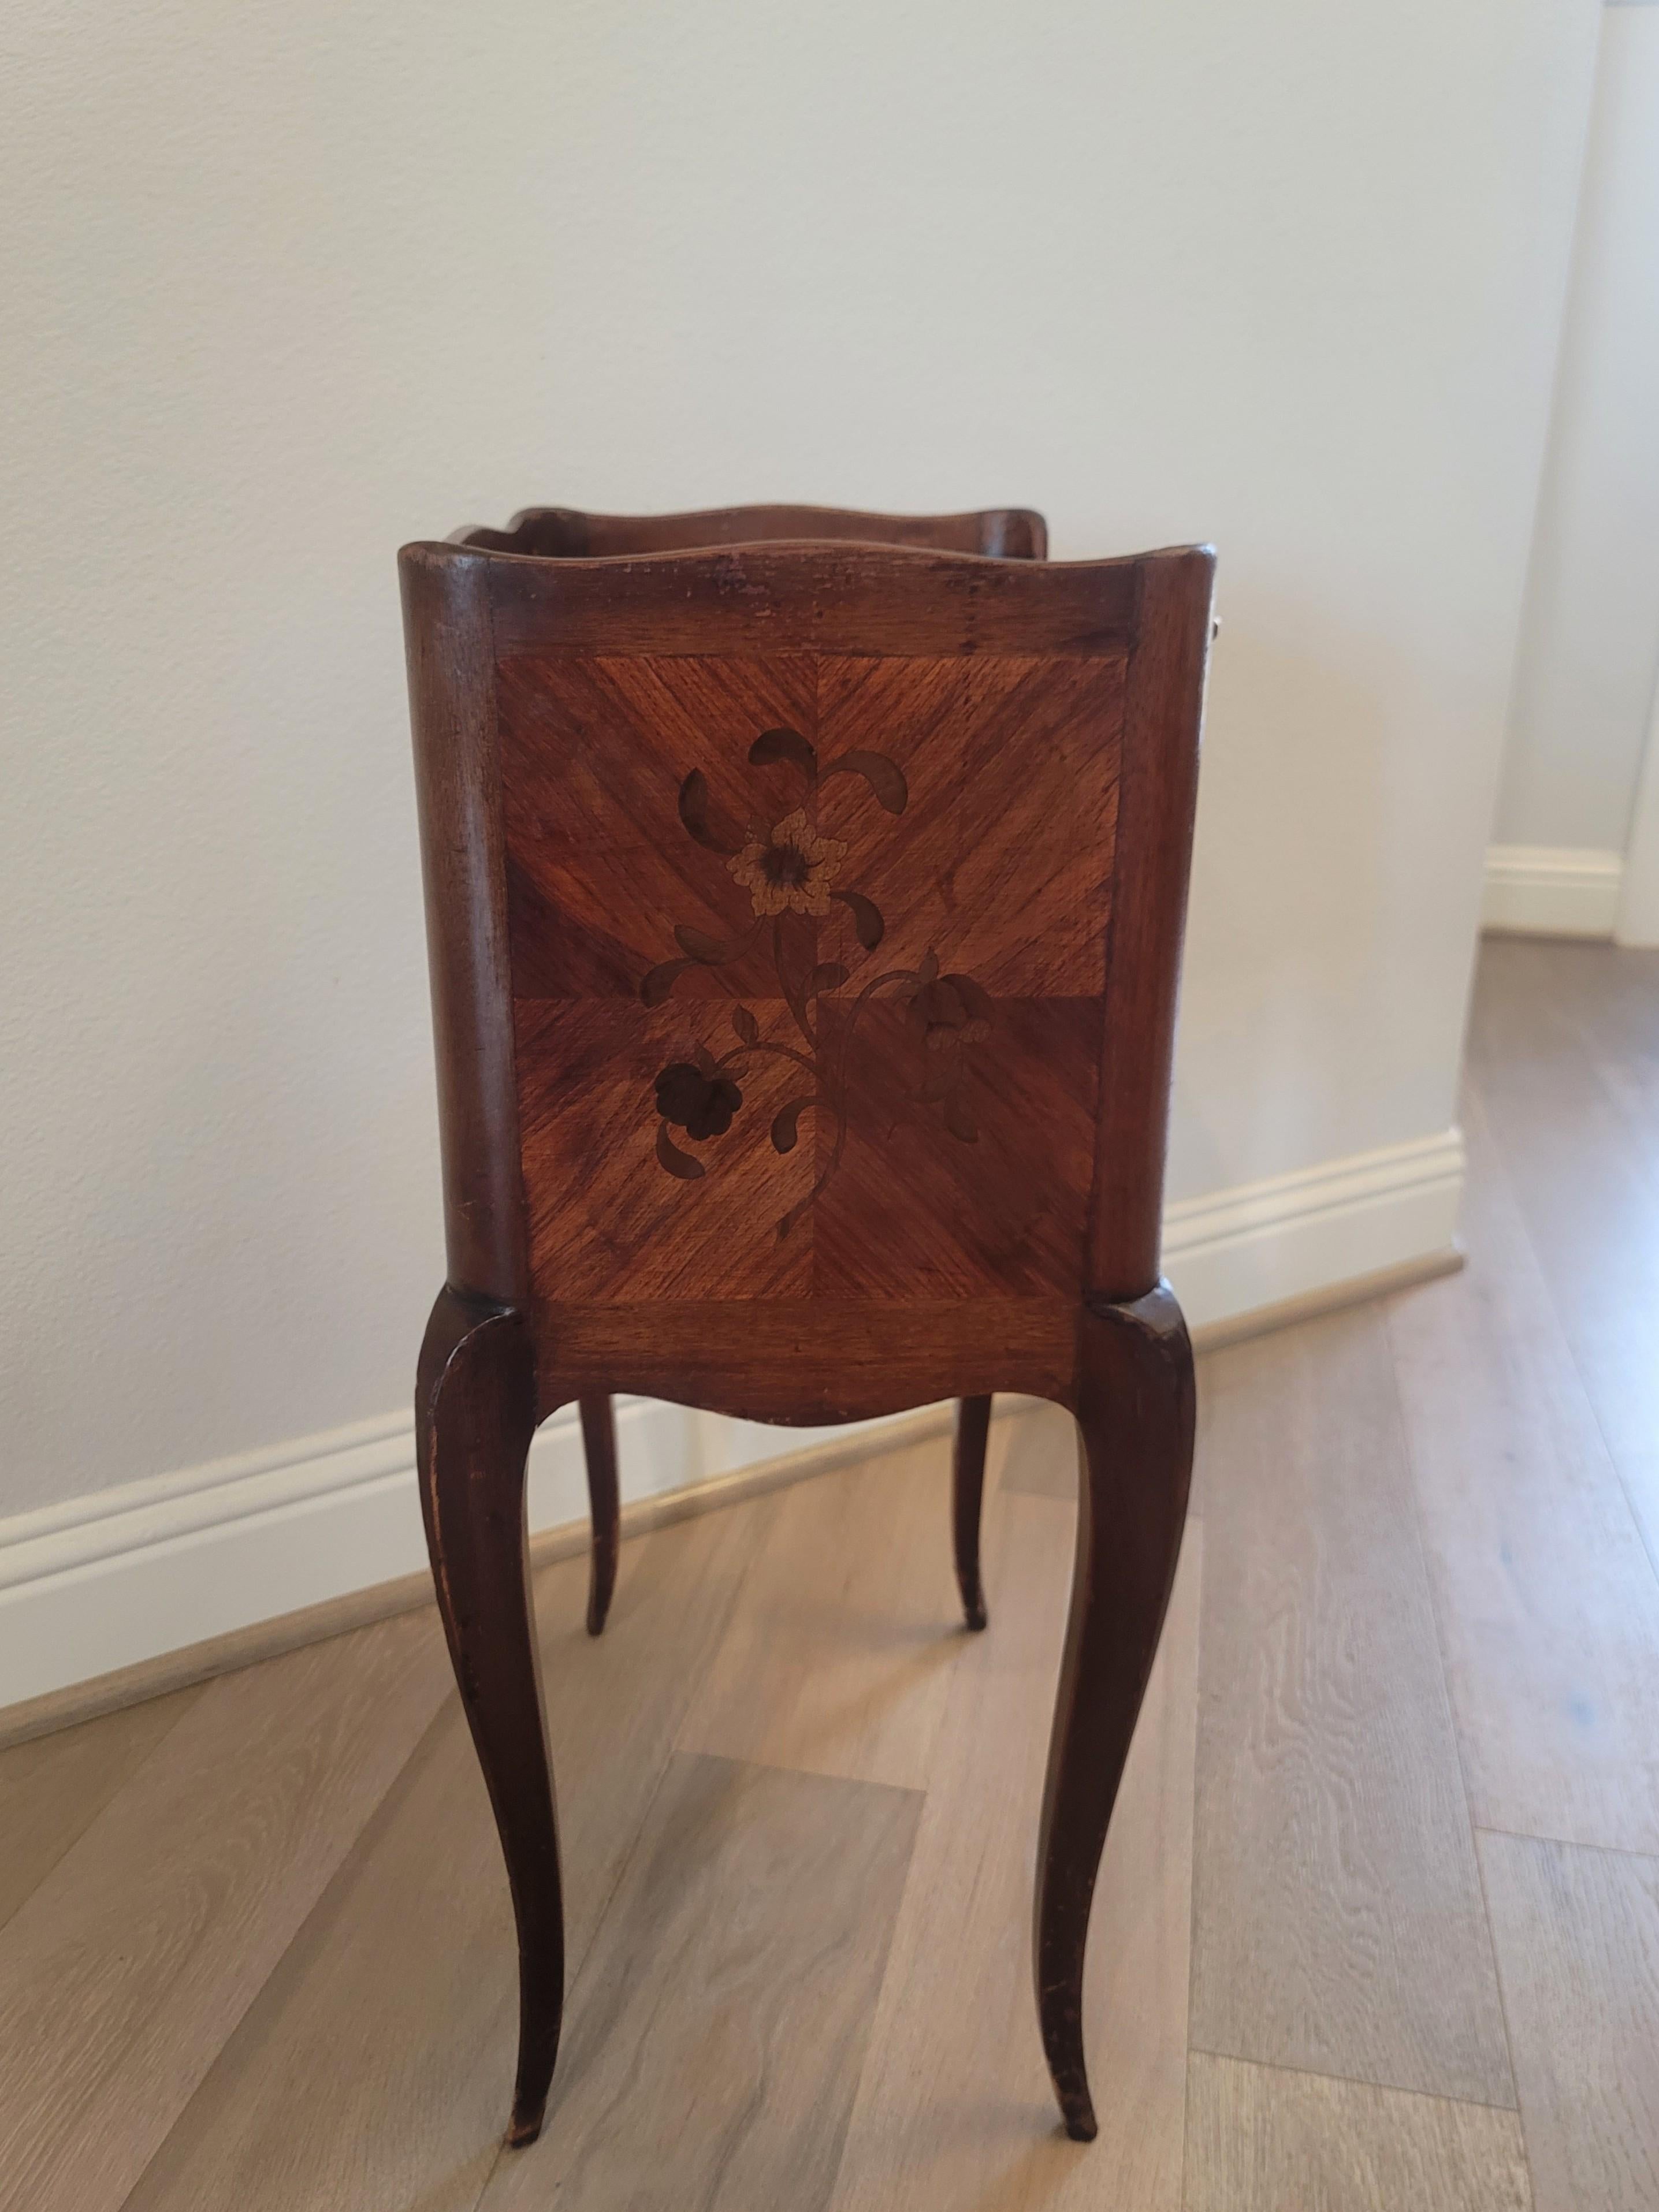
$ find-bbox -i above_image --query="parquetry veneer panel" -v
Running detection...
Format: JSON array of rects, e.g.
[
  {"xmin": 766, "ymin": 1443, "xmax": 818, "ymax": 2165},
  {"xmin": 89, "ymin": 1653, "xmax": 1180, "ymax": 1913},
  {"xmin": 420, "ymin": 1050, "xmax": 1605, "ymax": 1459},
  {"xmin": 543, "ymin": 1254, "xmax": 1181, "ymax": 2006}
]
[{"xmin": 500, "ymin": 651, "xmax": 1121, "ymax": 1310}]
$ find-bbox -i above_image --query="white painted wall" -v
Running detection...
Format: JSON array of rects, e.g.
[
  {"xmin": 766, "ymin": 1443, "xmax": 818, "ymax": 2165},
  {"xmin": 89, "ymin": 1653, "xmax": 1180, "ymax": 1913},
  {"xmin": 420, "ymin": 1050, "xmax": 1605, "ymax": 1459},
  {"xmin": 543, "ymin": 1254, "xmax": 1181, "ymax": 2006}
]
[
  {"xmin": 1493, "ymin": 2, "xmax": 1659, "ymax": 858},
  {"xmin": 2, "ymin": 0, "xmax": 1597, "ymax": 1582},
  {"xmin": 1619, "ymin": 682, "xmax": 1659, "ymax": 944}
]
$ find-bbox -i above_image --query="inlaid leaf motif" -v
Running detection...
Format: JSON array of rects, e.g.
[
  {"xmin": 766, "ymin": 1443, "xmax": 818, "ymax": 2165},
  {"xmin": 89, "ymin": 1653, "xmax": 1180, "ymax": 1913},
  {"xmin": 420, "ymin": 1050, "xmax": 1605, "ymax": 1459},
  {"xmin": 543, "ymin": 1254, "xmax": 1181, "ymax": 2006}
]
[
  {"xmin": 656, "ymin": 1124, "xmax": 706, "ymax": 1180},
  {"xmin": 821, "ymin": 750, "xmax": 908, "ymax": 813},
  {"xmin": 943, "ymin": 1090, "xmax": 979, "ymax": 1144},
  {"xmin": 771, "ymin": 1098, "xmax": 810, "ymax": 1154},
  {"xmin": 641, "ymin": 958, "xmax": 693, "ymax": 1007},
  {"xmin": 747, "ymin": 726, "xmax": 817, "ymax": 776},
  {"xmin": 732, "ymin": 1006, "xmax": 759, "ymax": 1045},
  {"xmin": 832, "ymin": 890, "xmax": 885, "ymax": 951},
  {"xmin": 678, "ymin": 770, "xmax": 742, "ymax": 854}
]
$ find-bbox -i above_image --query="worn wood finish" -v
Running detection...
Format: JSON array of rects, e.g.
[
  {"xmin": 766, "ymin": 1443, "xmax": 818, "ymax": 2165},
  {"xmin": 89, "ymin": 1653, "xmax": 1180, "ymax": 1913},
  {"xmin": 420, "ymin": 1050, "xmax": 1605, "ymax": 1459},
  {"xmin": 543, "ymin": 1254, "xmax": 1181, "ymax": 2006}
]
[
  {"xmin": 480, "ymin": 541, "xmax": 1144, "ymax": 661},
  {"xmin": 1479, "ymin": 1829, "xmax": 1659, "ymax": 2212},
  {"xmin": 459, "ymin": 501, "xmax": 1048, "ymax": 561},
  {"xmin": 951, "ymin": 1392, "xmax": 992, "ymax": 1630},
  {"xmin": 402, "ymin": 516, "xmax": 1215, "ymax": 2148},
  {"xmin": 1184, "ymin": 2054, "xmax": 1532, "ymax": 2212}
]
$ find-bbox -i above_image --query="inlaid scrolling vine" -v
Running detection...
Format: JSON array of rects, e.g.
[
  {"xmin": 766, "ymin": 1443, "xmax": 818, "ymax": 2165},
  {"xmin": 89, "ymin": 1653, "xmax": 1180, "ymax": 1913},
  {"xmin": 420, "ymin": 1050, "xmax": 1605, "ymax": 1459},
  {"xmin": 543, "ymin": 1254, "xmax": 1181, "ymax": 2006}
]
[{"xmin": 639, "ymin": 725, "xmax": 993, "ymax": 1239}]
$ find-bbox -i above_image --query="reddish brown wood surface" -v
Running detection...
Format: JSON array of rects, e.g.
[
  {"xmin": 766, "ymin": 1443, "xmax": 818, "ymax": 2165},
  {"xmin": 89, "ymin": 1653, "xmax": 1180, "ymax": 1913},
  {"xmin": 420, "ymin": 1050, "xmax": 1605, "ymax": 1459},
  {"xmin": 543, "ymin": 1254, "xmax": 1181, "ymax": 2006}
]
[
  {"xmin": 483, "ymin": 541, "xmax": 1141, "ymax": 660},
  {"xmin": 416, "ymin": 1288, "xmax": 558, "ymax": 2143},
  {"xmin": 501, "ymin": 649, "xmax": 1120, "ymax": 1316},
  {"xmin": 535, "ymin": 1298, "xmax": 1076, "ymax": 1422},
  {"xmin": 535, "ymin": 509, "xmax": 1059, "ymax": 1637},
  {"xmin": 401, "ymin": 509, "xmax": 1214, "ymax": 2155},
  {"xmin": 401, "ymin": 553, "xmax": 528, "ymax": 1305}
]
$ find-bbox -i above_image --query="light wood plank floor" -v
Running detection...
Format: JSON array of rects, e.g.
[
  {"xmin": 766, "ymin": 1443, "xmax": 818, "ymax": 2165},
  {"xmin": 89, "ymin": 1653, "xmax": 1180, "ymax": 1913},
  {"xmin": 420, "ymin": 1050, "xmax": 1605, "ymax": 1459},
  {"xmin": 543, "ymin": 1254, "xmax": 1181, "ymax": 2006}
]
[{"xmin": 4, "ymin": 937, "xmax": 1658, "ymax": 2210}]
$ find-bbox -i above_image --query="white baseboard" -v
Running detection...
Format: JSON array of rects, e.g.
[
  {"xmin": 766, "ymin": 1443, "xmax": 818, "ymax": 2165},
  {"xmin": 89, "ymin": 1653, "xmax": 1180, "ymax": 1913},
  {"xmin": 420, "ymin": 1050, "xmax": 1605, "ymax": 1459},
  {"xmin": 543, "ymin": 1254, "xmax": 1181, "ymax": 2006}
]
[
  {"xmin": 0, "ymin": 1127, "xmax": 1464, "ymax": 1710},
  {"xmin": 0, "ymin": 1397, "xmax": 704, "ymax": 1713},
  {"xmin": 1162, "ymin": 1128, "xmax": 1464, "ymax": 1330},
  {"xmin": 1482, "ymin": 844, "xmax": 1624, "ymax": 937}
]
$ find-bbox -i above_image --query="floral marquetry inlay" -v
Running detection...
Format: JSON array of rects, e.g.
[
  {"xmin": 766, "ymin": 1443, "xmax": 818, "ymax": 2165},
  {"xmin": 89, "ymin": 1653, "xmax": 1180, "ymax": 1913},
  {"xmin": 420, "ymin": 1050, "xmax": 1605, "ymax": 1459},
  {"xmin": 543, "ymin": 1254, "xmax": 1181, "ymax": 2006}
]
[
  {"xmin": 639, "ymin": 721, "xmax": 995, "ymax": 1239},
  {"xmin": 499, "ymin": 649, "xmax": 1122, "ymax": 1306}
]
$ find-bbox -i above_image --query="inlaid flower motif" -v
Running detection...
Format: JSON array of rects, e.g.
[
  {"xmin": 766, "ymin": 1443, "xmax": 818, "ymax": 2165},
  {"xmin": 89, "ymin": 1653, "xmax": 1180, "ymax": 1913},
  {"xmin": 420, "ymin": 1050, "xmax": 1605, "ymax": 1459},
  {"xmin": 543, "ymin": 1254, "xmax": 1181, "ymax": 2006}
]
[
  {"xmin": 639, "ymin": 722, "xmax": 992, "ymax": 1232},
  {"xmin": 726, "ymin": 809, "xmax": 848, "ymax": 918},
  {"xmin": 654, "ymin": 1062, "xmax": 743, "ymax": 1139}
]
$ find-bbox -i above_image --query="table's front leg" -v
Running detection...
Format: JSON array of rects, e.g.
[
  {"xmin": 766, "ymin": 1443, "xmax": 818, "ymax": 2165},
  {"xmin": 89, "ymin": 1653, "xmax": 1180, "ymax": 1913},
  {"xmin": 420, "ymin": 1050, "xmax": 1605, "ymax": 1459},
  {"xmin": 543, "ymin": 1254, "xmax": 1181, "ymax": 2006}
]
[
  {"xmin": 417, "ymin": 1285, "xmax": 564, "ymax": 2148},
  {"xmin": 1033, "ymin": 1283, "xmax": 1195, "ymax": 2140}
]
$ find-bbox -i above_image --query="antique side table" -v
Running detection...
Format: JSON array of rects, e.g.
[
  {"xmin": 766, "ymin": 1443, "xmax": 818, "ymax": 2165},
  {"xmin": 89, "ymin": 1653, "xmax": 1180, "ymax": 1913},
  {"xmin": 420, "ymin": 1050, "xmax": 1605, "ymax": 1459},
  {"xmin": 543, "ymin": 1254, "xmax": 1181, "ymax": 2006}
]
[{"xmin": 402, "ymin": 504, "xmax": 1214, "ymax": 2149}]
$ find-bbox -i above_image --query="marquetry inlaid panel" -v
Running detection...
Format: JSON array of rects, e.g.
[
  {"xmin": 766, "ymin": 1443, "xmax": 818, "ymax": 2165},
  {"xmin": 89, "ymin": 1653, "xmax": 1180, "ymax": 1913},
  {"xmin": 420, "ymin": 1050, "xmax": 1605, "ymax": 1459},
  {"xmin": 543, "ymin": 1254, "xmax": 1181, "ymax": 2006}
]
[{"xmin": 497, "ymin": 650, "xmax": 1124, "ymax": 1305}]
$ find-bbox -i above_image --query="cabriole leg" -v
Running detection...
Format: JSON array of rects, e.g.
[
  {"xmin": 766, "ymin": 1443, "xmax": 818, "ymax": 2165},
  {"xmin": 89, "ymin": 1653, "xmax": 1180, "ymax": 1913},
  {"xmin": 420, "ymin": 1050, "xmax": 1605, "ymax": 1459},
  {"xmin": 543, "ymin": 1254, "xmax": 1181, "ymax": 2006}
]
[
  {"xmin": 951, "ymin": 1394, "xmax": 993, "ymax": 1630},
  {"xmin": 579, "ymin": 1394, "xmax": 620, "ymax": 1636},
  {"xmin": 1033, "ymin": 1283, "xmax": 1195, "ymax": 2140},
  {"xmin": 417, "ymin": 1287, "xmax": 563, "ymax": 2148}
]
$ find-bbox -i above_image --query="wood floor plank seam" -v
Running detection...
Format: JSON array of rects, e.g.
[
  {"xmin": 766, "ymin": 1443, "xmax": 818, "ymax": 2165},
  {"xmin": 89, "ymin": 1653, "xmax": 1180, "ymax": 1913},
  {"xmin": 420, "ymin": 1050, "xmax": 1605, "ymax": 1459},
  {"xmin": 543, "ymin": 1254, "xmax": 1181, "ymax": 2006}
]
[
  {"xmin": 105, "ymin": 1513, "xmax": 771, "ymax": 2212},
  {"xmin": 1468, "ymin": 1062, "xmax": 1659, "ymax": 1607},
  {"xmin": 673, "ymin": 1436, "xmax": 973, "ymax": 1793},
  {"xmin": 0, "ymin": 1611, "xmax": 460, "ymax": 2212},
  {"xmin": 1468, "ymin": 948, "xmax": 1659, "ymax": 1597},
  {"xmin": 1189, "ymin": 1306, "xmax": 1517, "ymax": 2110},
  {"xmin": 1182, "ymin": 2043, "xmax": 1526, "ymax": 2120},
  {"xmin": 478, "ymin": 1752, "xmax": 926, "ymax": 2211},
  {"xmin": 1475, "ymin": 1822, "xmax": 1659, "ymax": 1865},
  {"xmin": 1377, "ymin": 1273, "xmax": 1528, "ymax": 2126},
  {"xmin": 1182, "ymin": 2047, "xmax": 1535, "ymax": 2212},
  {"xmin": 579, "ymin": 1514, "xmax": 777, "ymax": 1979},
  {"xmin": 0, "ymin": 1688, "xmax": 203, "ymax": 1940},
  {"xmin": 1541, "ymin": 1269, "xmax": 1659, "ymax": 1604},
  {"xmin": 1477, "ymin": 1822, "xmax": 1659, "ymax": 2211},
  {"xmin": 1184, "ymin": 2045, "xmax": 1534, "ymax": 2120},
  {"xmin": 109, "ymin": 1676, "xmax": 476, "ymax": 2212},
  {"xmin": 1383, "ymin": 1078, "xmax": 1659, "ymax": 1852},
  {"xmin": 1467, "ymin": 1803, "xmax": 1535, "ymax": 2178}
]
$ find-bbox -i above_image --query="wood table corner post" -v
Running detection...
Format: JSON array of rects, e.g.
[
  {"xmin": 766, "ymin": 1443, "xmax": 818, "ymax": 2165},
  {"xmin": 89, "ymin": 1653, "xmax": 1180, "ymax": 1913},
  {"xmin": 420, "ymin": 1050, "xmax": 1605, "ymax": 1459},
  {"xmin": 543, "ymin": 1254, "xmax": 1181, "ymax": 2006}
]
[{"xmin": 400, "ymin": 503, "xmax": 1215, "ymax": 2152}]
